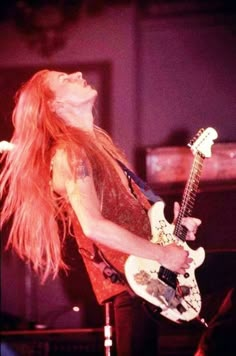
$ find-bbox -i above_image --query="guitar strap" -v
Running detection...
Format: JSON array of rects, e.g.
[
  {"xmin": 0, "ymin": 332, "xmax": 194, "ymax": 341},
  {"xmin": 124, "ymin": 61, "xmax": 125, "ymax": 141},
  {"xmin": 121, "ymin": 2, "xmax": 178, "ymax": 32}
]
[
  {"xmin": 116, "ymin": 159, "xmax": 163, "ymax": 204},
  {"xmin": 89, "ymin": 160, "xmax": 163, "ymax": 285}
]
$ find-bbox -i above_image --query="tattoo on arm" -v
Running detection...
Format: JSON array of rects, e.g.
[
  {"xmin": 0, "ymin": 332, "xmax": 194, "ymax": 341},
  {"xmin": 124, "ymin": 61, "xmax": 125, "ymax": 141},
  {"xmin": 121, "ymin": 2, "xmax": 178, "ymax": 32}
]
[{"xmin": 74, "ymin": 158, "xmax": 90, "ymax": 180}]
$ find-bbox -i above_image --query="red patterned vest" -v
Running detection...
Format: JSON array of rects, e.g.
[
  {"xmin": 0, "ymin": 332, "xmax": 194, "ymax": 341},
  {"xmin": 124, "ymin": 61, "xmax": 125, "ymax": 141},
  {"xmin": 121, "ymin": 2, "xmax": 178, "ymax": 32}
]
[{"xmin": 72, "ymin": 166, "xmax": 151, "ymax": 305}]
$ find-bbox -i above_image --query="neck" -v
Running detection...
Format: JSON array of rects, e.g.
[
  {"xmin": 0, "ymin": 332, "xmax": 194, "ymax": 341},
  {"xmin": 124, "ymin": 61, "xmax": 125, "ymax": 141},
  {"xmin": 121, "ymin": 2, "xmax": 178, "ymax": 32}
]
[{"xmin": 61, "ymin": 104, "xmax": 95, "ymax": 132}]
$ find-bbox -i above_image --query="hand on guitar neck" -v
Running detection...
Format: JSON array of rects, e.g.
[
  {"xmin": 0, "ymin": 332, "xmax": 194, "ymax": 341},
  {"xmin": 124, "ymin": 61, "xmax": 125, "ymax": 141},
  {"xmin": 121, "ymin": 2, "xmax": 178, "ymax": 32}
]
[{"xmin": 173, "ymin": 201, "xmax": 202, "ymax": 241}]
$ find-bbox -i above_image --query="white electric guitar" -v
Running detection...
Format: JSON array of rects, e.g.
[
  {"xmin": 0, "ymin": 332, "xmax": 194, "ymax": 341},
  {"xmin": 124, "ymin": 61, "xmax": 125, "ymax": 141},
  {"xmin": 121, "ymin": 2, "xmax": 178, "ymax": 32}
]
[{"xmin": 125, "ymin": 127, "xmax": 218, "ymax": 324}]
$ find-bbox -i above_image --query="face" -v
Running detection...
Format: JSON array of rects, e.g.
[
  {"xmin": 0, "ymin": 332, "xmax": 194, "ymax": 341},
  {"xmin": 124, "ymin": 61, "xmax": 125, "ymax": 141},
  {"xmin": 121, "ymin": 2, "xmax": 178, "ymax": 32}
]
[
  {"xmin": 46, "ymin": 71, "xmax": 97, "ymax": 131},
  {"xmin": 47, "ymin": 71, "xmax": 97, "ymax": 106}
]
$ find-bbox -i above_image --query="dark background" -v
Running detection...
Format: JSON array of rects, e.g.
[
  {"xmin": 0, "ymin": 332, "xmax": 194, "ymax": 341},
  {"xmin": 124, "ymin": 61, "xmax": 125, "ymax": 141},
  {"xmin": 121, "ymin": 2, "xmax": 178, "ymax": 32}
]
[{"xmin": 0, "ymin": 2, "xmax": 235, "ymax": 355}]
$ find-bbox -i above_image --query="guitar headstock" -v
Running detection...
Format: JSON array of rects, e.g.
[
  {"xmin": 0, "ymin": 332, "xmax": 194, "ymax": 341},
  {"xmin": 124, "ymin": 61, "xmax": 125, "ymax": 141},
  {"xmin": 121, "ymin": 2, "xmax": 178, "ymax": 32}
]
[{"xmin": 188, "ymin": 127, "xmax": 218, "ymax": 158}]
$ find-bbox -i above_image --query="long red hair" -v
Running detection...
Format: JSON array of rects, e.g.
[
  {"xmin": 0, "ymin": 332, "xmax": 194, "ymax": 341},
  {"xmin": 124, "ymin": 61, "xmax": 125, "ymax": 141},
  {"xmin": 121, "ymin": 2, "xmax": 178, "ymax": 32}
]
[{"xmin": 0, "ymin": 69, "xmax": 128, "ymax": 281}]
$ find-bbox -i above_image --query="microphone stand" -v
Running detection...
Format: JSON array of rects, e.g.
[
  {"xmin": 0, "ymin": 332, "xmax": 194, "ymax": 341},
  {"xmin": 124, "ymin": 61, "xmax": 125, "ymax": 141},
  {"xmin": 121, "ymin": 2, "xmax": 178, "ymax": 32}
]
[{"xmin": 104, "ymin": 302, "xmax": 113, "ymax": 356}]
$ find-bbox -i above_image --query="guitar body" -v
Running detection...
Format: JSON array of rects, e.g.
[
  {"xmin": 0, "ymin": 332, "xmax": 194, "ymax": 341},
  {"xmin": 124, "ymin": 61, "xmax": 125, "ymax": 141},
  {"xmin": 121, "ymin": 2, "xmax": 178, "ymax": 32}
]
[
  {"xmin": 125, "ymin": 201, "xmax": 205, "ymax": 323},
  {"xmin": 125, "ymin": 127, "xmax": 218, "ymax": 323}
]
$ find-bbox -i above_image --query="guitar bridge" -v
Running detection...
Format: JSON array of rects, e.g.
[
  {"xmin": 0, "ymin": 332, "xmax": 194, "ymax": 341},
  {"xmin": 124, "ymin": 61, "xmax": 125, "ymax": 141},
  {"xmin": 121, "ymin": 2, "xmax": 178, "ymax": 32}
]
[{"xmin": 158, "ymin": 266, "xmax": 177, "ymax": 289}]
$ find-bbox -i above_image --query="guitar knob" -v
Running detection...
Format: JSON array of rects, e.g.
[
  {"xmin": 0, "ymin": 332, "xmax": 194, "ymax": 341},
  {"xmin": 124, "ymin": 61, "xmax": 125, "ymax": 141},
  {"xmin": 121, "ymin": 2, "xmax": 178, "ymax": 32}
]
[{"xmin": 184, "ymin": 272, "xmax": 189, "ymax": 278}]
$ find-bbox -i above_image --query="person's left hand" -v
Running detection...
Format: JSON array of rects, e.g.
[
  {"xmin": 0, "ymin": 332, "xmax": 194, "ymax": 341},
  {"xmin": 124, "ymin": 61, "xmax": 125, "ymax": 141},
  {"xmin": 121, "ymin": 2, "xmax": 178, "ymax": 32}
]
[{"xmin": 173, "ymin": 202, "xmax": 201, "ymax": 241}]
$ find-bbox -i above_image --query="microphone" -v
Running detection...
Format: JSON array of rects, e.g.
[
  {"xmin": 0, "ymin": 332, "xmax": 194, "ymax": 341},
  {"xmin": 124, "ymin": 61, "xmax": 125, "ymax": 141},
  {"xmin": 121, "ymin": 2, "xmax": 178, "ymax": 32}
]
[{"xmin": 0, "ymin": 141, "xmax": 15, "ymax": 153}]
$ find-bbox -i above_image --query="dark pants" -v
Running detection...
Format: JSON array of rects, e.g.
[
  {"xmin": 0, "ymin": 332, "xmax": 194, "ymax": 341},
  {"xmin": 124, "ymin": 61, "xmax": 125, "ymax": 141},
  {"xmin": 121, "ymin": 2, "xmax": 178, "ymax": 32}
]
[{"xmin": 113, "ymin": 291, "xmax": 159, "ymax": 356}]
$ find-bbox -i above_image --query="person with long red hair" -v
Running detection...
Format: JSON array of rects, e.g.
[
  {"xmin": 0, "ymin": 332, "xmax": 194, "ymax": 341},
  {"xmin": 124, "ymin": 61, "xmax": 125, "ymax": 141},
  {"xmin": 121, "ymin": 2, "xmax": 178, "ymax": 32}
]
[{"xmin": 0, "ymin": 69, "xmax": 201, "ymax": 355}]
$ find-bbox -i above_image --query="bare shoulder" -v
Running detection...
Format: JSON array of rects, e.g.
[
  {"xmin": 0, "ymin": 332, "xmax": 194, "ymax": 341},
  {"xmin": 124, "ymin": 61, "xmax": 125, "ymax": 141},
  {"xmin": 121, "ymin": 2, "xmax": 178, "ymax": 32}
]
[{"xmin": 51, "ymin": 147, "xmax": 92, "ymax": 195}]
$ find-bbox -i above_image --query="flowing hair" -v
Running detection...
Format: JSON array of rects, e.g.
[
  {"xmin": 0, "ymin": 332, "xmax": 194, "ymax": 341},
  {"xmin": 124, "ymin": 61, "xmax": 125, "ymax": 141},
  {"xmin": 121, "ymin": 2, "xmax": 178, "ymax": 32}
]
[{"xmin": 0, "ymin": 69, "xmax": 128, "ymax": 281}]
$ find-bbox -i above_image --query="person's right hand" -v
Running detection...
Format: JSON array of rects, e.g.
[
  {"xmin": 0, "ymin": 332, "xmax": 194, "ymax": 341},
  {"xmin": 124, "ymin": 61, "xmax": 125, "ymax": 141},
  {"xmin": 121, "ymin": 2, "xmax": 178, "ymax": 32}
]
[{"xmin": 159, "ymin": 243, "xmax": 192, "ymax": 274}]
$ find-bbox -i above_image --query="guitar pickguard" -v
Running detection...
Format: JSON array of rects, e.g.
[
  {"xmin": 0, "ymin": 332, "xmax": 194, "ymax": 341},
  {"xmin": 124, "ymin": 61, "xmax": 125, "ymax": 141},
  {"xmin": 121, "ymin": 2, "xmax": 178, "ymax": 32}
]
[
  {"xmin": 150, "ymin": 219, "xmax": 174, "ymax": 245},
  {"xmin": 133, "ymin": 269, "xmax": 181, "ymax": 307}
]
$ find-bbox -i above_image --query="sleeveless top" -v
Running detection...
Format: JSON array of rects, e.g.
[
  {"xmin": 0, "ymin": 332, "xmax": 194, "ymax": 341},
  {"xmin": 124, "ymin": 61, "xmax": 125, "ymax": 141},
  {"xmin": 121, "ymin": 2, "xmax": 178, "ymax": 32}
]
[{"xmin": 72, "ymin": 164, "xmax": 152, "ymax": 305}]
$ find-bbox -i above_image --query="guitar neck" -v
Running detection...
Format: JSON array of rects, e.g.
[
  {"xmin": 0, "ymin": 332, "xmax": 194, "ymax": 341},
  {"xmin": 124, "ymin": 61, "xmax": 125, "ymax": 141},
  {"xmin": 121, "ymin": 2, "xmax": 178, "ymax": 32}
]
[{"xmin": 174, "ymin": 152, "xmax": 205, "ymax": 242}]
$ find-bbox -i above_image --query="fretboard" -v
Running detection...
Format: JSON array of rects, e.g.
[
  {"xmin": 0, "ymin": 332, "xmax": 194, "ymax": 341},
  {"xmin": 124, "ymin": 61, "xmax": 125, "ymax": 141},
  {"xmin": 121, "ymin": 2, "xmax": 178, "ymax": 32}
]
[{"xmin": 174, "ymin": 152, "xmax": 205, "ymax": 241}]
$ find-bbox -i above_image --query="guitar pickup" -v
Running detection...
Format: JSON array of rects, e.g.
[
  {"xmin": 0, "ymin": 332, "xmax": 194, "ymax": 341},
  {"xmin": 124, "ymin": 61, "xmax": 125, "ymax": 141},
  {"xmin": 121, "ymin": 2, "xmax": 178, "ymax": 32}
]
[
  {"xmin": 177, "ymin": 303, "xmax": 187, "ymax": 314},
  {"xmin": 158, "ymin": 266, "xmax": 177, "ymax": 289}
]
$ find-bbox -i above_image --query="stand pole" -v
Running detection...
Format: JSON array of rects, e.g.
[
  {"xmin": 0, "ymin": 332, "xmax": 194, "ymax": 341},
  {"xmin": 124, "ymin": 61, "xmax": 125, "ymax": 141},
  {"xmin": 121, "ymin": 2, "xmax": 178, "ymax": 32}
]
[{"xmin": 104, "ymin": 302, "xmax": 113, "ymax": 356}]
